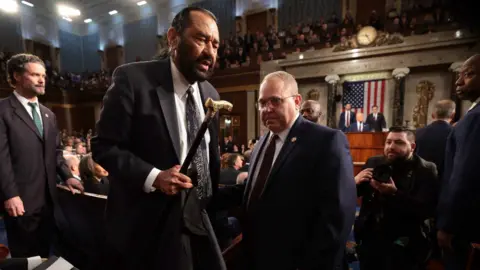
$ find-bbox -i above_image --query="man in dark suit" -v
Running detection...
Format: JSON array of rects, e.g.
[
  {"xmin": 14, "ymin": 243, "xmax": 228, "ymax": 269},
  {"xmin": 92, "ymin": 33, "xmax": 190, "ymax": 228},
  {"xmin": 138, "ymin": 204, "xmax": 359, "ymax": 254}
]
[
  {"xmin": 366, "ymin": 105, "xmax": 387, "ymax": 132},
  {"xmin": 219, "ymin": 153, "xmax": 243, "ymax": 186},
  {"xmin": 225, "ymin": 71, "xmax": 357, "ymax": 269},
  {"xmin": 437, "ymin": 54, "xmax": 480, "ymax": 270},
  {"xmin": 348, "ymin": 112, "xmax": 370, "ymax": 132},
  {"xmin": 300, "ymin": 99, "xmax": 322, "ymax": 124},
  {"xmin": 415, "ymin": 99, "xmax": 455, "ymax": 179},
  {"xmin": 91, "ymin": 7, "xmax": 226, "ymax": 270},
  {"xmin": 338, "ymin": 104, "xmax": 355, "ymax": 132},
  {"xmin": 0, "ymin": 54, "xmax": 83, "ymax": 257}
]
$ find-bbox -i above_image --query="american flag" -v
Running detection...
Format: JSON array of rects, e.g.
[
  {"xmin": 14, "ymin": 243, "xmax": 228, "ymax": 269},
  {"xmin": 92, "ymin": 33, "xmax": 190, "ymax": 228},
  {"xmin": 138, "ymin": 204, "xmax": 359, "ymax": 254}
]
[{"xmin": 343, "ymin": 80, "xmax": 386, "ymax": 115}]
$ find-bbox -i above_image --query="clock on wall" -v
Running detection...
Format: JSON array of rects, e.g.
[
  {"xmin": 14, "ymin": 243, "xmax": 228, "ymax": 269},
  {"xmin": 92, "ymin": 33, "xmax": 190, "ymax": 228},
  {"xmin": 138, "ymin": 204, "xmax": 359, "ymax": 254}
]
[{"xmin": 356, "ymin": 26, "xmax": 378, "ymax": 46}]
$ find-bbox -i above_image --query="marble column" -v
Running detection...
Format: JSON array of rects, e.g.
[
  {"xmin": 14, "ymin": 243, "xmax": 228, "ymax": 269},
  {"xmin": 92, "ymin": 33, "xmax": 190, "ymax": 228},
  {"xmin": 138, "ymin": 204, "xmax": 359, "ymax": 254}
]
[
  {"xmin": 392, "ymin": 68, "xmax": 410, "ymax": 126},
  {"xmin": 97, "ymin": 50, "xmax": 106, "ymax": 71},
  {"xmin": 325, "ymin": 74, "xmax": 340, "ymax": 128},
  {"xmin": 449, "ymin": 62, "xmax": 463, "ymax": 123}
]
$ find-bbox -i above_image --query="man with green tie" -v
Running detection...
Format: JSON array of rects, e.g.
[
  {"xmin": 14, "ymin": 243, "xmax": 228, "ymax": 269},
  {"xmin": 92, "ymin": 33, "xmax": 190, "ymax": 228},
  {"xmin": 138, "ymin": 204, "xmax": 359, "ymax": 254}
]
[{"xmin": 0, "ymin": 54, "xmax": 83, "ymax": 257}]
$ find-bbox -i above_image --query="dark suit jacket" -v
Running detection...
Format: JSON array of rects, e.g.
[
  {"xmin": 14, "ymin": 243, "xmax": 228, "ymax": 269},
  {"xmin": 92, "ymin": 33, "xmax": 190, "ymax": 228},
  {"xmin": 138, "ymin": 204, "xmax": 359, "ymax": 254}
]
[
  {"xmin": 347, "ymin": 122, "xmax": 370, "ymax": 132},
  {"xmin": 219, "ymin": 168, "xmax": 240, "ymax": 186},
  {"xmin": 415, "ymin": 120, "xmax": 452, "ymax": 179},
  {"xmin": 338, "ymin": 111, "xmax": 356, "ymax": 131},
  {"xmin": 356, "ymin": 155, "xmax": 439, "ymax": 244},
  {"xmin": 0, "ymin": 94, "xmax": 71, "ymax": 216},
  {"xmin": 228, "ymin": 116, "xmax": 357, "ymax": 270},
  {"xmin": 91, "ymin": 59, "xmax": 225, "ymax": 270},
  {"xmin": 437, "ymin": 103, "xmax": 480, "ymax": 241},
  {"xmin": 366, "ymin": 113, "xmax": 386, "ymax": 132}
]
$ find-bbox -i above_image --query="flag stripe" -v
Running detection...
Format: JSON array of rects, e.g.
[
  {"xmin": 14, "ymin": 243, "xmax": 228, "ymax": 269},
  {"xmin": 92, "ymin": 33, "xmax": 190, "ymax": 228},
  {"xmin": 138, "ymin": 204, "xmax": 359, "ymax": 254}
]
[
  {"xmin": 380, "ymin": 80, "xmax": 386, "ymax": 113},
  {"xmin": 343, "ymin": 79, "xmax": 386, "ymax": 118}
]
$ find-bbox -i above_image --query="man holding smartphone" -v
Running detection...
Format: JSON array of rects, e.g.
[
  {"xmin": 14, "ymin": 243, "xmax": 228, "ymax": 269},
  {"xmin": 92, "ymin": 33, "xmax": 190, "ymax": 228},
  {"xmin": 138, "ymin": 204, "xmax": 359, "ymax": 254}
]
[{"xmin": 353, "ymin": 126, "xmax": 439, "ymax": 270}]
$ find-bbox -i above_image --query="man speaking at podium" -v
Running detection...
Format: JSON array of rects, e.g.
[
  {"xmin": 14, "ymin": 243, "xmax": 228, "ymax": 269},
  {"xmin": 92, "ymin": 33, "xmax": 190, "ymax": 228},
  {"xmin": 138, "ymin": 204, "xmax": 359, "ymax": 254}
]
[{"xmin": 92, "ymin": 7, "xmax": 225, "ymax": 270}]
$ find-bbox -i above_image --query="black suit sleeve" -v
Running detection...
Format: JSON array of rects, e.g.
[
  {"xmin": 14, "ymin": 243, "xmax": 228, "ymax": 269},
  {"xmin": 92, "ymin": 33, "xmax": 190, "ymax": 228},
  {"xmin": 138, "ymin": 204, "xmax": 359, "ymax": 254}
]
[
  {"xmin": 438, "ymin": 113, "xmax": 480, "ymax": 232},
  {"xmin": 386, "ymin": 162, "xmax": 439, "ymax": 220},
  {"xmin": 380, "ymin": 113, "xmax": 386, "ymax": 129},
  {"xmin": 91, "ymin": 67, "xmax": 155, "ymax": 191},
  {"xmin": 0, "ymin": 115, "xmax": 19, "ymax": 200},
  {"xmin": 54, "ymin": 114, "xmax": 73, "ymax": 181},
  {"xmin": 302, "ymin": 131, "xmax": 357, "ymax": 269}
]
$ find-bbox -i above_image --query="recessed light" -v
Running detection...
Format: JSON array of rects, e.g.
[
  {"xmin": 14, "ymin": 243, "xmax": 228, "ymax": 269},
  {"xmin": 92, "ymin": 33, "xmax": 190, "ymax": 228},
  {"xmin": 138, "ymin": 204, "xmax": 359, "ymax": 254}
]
[
  {"xmin": 21, "ymin": 1, "xmax": 34, "ymax": 7},
  {"xmin": 62, "ymin": 17, "xmax": 72, "ymax": 22},
  {"xmin": 84, "ymin": 18, "xmax": 92, "ymax": 23},
  {"xmin": 0, "ymin": 0, "xmax": 18, "ymax": 13},
  {"xmin": 109, "ymin": 10, "xmax": 118, "ymax": 15},
  {"xmin": 58, "ymin": 5, "xmax": 81, "ymax": 17},
  {"xmin": 137, "ymin": 1, "xmax": 147, "ymax": 6}
]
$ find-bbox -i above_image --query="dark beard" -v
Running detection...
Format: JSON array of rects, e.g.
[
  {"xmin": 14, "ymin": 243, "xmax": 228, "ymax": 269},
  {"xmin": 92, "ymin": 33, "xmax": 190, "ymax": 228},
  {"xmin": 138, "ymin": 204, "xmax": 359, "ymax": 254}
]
[{"xmin": 176, "ymin": 39, "xmax": 214, "ymax": 84}]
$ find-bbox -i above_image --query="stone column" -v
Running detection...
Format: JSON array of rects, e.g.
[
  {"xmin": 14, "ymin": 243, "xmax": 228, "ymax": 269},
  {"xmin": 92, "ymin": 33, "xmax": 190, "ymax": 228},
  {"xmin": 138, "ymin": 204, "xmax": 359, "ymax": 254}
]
[
  {"xmin": 97, "ymin": 50, "xmax": 106, "ymax": 71},
  {"xmin": 449, "ymin": 62, "xmax": 463, "ymax": 123},
  {"xmin": 392, "ymin": 68, "xmax": 410, "ymax": 126},
  {"xmin": 325, "ymin": 74, "xmax": 340, "ymax": 128}
]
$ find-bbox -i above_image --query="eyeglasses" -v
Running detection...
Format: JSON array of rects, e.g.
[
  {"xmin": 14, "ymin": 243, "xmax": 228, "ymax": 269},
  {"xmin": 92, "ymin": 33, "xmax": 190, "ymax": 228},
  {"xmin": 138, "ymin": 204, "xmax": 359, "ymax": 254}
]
[{"xmin": 255, "ymin": 95, "xmax": 297, "ymax": 110}]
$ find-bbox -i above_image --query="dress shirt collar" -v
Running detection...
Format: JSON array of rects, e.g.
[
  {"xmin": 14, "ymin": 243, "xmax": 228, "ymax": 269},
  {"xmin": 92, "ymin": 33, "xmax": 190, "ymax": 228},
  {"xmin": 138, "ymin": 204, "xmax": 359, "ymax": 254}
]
[
  {"xmin": 469, "ymin": 96, "xmax": 480, "ymax": 111},
  {"xmin": 13, "ymin": 90, "xmax": 38, "ymax": 107},
  {"xmin": 170, "ymin": 58, "xmax": 199, "ymax": 98},
  {"xmin": 268, "ymin": 113, "xmax": 300, "ymax": 143}
]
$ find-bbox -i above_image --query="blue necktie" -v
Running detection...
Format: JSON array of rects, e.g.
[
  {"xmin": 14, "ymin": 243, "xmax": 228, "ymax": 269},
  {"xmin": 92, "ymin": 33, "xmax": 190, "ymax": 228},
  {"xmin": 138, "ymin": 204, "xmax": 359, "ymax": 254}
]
[{"xmin": 28, "ymin": 102, "xmax": 43, "ymax": 136}]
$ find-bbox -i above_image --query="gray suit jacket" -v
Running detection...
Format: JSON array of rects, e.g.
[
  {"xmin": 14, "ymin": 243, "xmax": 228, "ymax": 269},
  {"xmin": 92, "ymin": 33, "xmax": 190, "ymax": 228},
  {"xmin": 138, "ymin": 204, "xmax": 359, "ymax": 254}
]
[{"xmin": 91, "ymin": 59, "xmax": 225, "ymax": 270}]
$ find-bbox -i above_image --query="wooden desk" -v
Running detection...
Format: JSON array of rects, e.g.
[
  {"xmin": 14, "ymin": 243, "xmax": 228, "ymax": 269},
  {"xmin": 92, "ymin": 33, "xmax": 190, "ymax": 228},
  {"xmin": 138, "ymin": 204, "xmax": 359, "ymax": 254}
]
[{"xmin": 346, "ymin": 132, "xmax": 387, "ymax": 174}]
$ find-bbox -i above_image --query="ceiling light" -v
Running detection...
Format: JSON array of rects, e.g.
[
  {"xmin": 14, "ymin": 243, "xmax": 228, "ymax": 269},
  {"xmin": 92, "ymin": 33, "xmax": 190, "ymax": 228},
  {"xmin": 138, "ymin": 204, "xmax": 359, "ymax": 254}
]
[
  {"xmin": 62, "ymin": 16, "xmax": 72, "ymax": 22},
  {"xmin": 58, "ymin": 5, "xmax": 81, "ymax": 17},
  {"xmin": 137, "ymin": 1, "xmax": 147, "ymax": 6},
  {"xmin": 21, "ymin": 1, "xmax": 34, "ymax": 7},
  {"xmin": 0, "ymin": 0, "xmax": 18, "ymax": 13},
  {"xmin": 109, "ymin": 10, "xmax": 118, "ymax": 15},
  {"xmin": 84, "ymin": 18, "xmax": 92, "ymax": 23}
]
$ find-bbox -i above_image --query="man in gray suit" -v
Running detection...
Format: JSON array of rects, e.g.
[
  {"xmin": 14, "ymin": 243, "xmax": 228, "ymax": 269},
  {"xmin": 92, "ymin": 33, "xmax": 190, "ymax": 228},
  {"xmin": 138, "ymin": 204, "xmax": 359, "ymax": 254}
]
[{"xmin": 91, "ymin": 7, "xmax": 225, "ymax": 270}]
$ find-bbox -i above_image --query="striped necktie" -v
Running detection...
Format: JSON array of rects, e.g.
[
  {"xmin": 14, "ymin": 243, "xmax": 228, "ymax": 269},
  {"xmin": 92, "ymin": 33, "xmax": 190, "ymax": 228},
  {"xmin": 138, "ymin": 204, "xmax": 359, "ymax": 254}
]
[{"xmin": 28, "ymin": 102, "xmax": 43, "ymax": 136}]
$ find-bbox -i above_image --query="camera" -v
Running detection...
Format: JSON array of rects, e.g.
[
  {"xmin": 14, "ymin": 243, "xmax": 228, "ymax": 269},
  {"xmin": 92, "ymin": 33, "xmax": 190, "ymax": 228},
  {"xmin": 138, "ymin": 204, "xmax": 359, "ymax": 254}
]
[{"xmin": 372, "ymin": 164, "xmax": 392, "ymax": 183}]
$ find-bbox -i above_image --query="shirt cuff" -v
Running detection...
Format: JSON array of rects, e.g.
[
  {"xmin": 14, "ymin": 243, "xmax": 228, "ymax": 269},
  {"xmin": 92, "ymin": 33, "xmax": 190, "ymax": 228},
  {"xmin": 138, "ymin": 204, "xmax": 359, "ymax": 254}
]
[
  {"xmin": 27, "ymin": 256, "xmax": 42, "ymax": 270},
  {"xmin": 144, "ymin": 168, "xmax": 161, "ymax": 193}
]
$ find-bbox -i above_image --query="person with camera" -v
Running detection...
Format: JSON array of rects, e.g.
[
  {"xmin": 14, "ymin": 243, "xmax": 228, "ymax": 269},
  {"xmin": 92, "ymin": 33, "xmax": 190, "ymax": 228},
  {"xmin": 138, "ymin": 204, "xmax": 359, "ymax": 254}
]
[{"xmin": 354, "ymin": 126, "xmax": 440, "ymax": 270}]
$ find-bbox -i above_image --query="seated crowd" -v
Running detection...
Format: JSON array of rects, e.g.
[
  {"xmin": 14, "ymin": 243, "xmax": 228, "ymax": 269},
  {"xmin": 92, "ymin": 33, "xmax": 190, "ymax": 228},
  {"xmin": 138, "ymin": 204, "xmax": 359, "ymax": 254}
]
[{"xmin": 59, "ymin": 129, "xmax": 110, "ymax": 196}]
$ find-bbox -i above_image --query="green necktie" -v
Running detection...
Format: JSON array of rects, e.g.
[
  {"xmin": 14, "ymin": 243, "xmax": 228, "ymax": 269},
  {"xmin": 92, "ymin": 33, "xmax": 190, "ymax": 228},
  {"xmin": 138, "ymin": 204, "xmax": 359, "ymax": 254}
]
[{"xmin": 28, "ymin": 102, "xmax": 43, "ymax": 136}]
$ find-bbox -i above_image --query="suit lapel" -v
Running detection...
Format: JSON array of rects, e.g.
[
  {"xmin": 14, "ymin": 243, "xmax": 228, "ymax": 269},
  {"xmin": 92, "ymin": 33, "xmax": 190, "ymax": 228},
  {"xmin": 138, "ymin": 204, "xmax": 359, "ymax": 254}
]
[
  {"xmin": 9, "ymin": 94, "xmax": 43, "ymax": 140},
  {"xmin": 242, "ymin": 133, "xmax": 268, "ymax": 202},
  {"xmin": 263, "ymin": 117, "xmax": 302, "ymax": 193},
  {"xmin": 40, "ymin": 105, "xmax": 50, "ymax": 141},
  {"xmin": 155, "ymin": 61, "xmax": 181, "ymax": 162}
]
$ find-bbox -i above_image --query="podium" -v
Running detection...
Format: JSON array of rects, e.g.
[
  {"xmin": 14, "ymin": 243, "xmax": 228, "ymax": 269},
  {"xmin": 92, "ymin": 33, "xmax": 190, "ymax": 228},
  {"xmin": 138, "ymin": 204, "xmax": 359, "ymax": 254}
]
[{"xmin": 345, "ymin": 132, "xmax": 387, "ymax": 175}]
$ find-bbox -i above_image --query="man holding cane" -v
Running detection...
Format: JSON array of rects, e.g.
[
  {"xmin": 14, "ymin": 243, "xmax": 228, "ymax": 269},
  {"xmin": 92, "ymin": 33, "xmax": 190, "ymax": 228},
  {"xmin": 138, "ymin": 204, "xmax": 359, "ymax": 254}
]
[{"xmin": 91, "ymin": 7, "xmax": 226, "ymax": 270}]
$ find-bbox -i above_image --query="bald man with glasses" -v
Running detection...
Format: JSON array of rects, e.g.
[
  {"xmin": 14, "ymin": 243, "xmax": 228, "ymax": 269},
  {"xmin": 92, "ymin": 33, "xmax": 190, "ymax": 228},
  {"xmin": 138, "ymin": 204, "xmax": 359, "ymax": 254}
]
[{"xmin": 224, "ymin": 71, "xmax": 356, "ymax": 270}]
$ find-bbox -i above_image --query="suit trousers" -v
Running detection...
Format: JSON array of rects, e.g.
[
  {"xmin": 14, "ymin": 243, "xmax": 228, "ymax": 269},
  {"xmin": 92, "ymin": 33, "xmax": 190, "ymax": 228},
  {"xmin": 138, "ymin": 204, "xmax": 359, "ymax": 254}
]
[
  {"xmin": 4, "ymin": 206, "xmax": 54, "ymax": 258},
  {"xmin": 179, "ymin": 231, "xmax": 216, "ymax": 270}
]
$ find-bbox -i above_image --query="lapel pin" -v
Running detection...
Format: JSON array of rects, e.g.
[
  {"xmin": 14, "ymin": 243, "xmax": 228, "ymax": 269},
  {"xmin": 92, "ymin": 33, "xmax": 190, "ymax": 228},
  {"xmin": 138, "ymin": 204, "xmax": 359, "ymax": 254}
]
[
  {"xmin": 291, "ymin": 137, "xmax": 297, "ymax": 143},
  {"xmin": 45, "ymin": 114, "xmax": 49, "ymax": 118}
]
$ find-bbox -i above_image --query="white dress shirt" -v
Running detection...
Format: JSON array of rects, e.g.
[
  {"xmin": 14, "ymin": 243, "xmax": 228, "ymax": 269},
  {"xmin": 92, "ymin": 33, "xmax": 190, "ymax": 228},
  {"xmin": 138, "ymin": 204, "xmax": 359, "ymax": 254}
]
[
  {"xmin": 248, "ymin": 113, "xmax": 299, "ymax": 200},
  {"xmin": 469, "ymin": 96, "xmax": 480, "ymax": 111},
  {"xmin": 143, "ymin": 59, "xmax": 211, "ymax": 193},
  {"xmin": 356, "ymin": 121, "xmax": 364, "ymax": 132},
  {"xmin": 373, "ymin": 113, "xmax": 377, "ymax": 120},
  {"xmin": 345, "ymin": 111, "xmax": 351, "ymax": 126},
  {"xmin": 13, "ymin": 91, "xmax": 43, "ymax": 128}
]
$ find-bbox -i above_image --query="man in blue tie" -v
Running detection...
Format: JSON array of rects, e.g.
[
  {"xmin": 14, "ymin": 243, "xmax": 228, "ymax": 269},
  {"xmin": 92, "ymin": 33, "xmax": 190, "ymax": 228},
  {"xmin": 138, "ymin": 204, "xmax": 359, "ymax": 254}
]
[{"xmin": 0, "ymin": 53, "xmax": 83, "ymax": 257}]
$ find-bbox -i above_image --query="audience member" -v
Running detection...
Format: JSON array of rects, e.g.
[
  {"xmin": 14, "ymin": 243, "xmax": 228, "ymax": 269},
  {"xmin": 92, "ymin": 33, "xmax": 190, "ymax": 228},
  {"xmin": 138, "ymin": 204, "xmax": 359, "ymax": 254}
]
[{"xmin": 79, "ymin": 154, "xmax": 109, "ymax": 195}]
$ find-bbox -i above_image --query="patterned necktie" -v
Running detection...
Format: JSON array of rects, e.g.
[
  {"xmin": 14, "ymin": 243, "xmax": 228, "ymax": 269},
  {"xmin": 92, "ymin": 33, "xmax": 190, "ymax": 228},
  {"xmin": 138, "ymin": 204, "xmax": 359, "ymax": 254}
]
[
  {"xmin": 248, "ymin": 134, "xmax": 278, "ymax": 212},
  {"xmin": 346, "ymin": 111, "xmax": 350, "ymax": 127},
  {"xmin": 185, "ymin": 86, "xmax": 212, "ymax": 200},
  {"xmin": 28, "ymin": 102, "xmax": 43, "ymax": 136}
]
